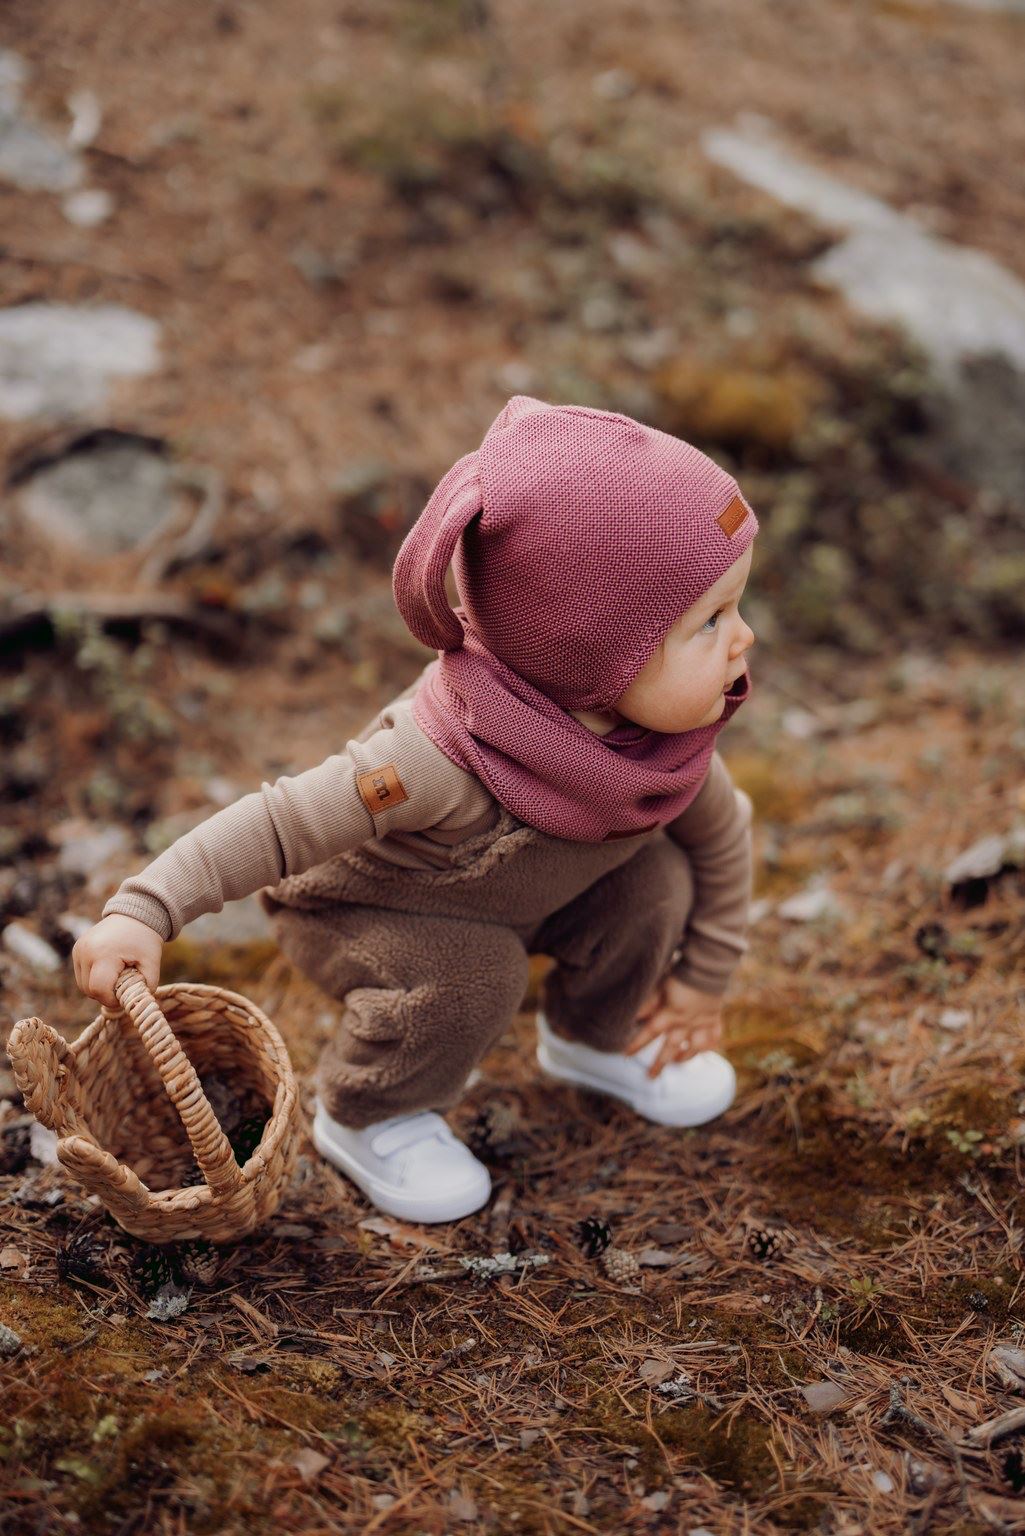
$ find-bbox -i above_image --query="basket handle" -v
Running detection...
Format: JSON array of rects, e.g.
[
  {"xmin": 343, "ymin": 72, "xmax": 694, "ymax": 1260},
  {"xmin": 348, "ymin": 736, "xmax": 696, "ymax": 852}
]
[{"xmin": 103, "ymin": 966, "xmax": 245, "ymax": 1198}]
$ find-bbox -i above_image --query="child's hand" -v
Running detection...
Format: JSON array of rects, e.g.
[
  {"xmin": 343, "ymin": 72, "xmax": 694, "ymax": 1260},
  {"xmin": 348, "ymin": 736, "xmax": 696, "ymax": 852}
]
[
  {"xmin": 624, "ymin": 975, "xmax": 724, "ymax": 1079},
  {"xmin": 72, "ymin": 915, "xmax": 163, "ymax": 1010}
]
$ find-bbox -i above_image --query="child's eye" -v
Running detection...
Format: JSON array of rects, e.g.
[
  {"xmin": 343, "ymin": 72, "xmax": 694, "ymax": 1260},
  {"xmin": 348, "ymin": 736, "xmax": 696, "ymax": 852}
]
[{"xmin": 701, "ymin": 609, "xmax": 724, "ymax": 634}]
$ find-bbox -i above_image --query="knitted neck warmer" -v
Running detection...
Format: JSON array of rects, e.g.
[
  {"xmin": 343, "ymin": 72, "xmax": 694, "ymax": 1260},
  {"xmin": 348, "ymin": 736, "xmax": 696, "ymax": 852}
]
[{"xmin": 392, "ymin": 396, "xmax": 758, "ymax": 842}]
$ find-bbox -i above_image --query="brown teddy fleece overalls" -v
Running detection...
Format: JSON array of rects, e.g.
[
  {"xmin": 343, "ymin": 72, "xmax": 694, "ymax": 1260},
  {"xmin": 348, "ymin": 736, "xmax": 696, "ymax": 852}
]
[{"xmin": 260, "ymin": 804, "xmax": 697, "ymax": 1129}]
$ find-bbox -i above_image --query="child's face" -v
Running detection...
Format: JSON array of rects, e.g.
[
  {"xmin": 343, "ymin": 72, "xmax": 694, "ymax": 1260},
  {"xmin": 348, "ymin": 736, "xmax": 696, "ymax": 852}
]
[{"xmin": 611, "ymin": 545, "xmax": 755, "ymax": 733}]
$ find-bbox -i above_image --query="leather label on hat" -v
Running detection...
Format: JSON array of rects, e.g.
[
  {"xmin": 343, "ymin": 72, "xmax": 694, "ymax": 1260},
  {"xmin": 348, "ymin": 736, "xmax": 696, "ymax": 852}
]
[
  {"xmin": 357, "ymin": 763, "xmax": 409, "ymax": 816},
  {"xmin": 717, "ymin": 495, "xmax": 748, "ymax": 537}
]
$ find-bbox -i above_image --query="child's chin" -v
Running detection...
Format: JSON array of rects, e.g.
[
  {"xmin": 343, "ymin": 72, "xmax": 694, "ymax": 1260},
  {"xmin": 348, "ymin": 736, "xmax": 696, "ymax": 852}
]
[{"xmin": 690, "ymin": 697, "xmax": 725, "ymax": 728}]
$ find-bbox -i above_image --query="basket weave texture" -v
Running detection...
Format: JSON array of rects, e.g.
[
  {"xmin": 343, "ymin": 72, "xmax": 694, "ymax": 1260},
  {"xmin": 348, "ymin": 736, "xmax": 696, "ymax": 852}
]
[{"xmin": 7, "ymin": 966, "xmax": 301, "ymax": 1243}]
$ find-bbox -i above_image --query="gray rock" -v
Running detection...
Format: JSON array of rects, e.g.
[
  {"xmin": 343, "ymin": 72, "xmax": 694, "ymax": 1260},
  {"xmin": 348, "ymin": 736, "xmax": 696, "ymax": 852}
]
[
  {"xmin": 66, "ymin": 88, "xmax": 101, "ymax": 150},
  {"xmin": 0, "ymin": 1321, "xmax": 22, "ymax": 1357},
  {"xmin": 781, "ymin": 707, "xmax": 820, "ymax": 740},
  {"xmin": 2, "ymin": 921, "xmax": 62, "ymax": 973},
  {"xmin": 55, "ymin": 912, "xmax": 93, "ymax": 943},
  {"xmin": 591, "ymin": 68, "xmax": 636, "ymax": 101},
  {"xmin": 62, "ymin": 188, "xmax": 114, "ymax": 228},
  {"xmin": 17, "ymin": 435, "xmax": 175, "ymax": 553},
  {"xmin": 55, "ymin": 822, "xmax": 132, "ymax": 881},
  {"xmin": 0, "ymin": 51, "xmax": 82, "ymax": 193},
  {"xmin": 0, "ymin": 303, "xmax": 160, "ymax": 422},
  {"xmin": 29, "ymin": 1121, "xmax": 59, "ymax": 1166},
  {"xmin": 179, "ymin": 893, "xmax": 272, "ymax": 947},
  {"xmin": 0, "ymin": 50, "xmax": 26, "ymax": 101},
  {"xmin": 493, "ymin": 360, "xmax": 537, "ymax": 394},
  {"xmin": 703, "ymin": 117, "xmax": 1025, "ymax": 380},
  {"xmin": 945, "ymin": 830, "xmax": 1025, "ymax": 885},
  {"xmin": 702, "ymin": 118, "xmax": 1025, "ymax": 499},
  {"xmin": 621, "ymin": 326, "xmax": 677, "ymax": 370},
  {"xmin": 203, "ymin": 777, "xmax": 239, "ymax": 809},
  {"xmin": 778, "ymin": 880, "xmax": 845, "ymax": 923},
  {"xmin": 580, "ymin": 291, "xmax": 622, "ymax": 333},
  {"xmin": 801, "ymin": 1380, "xmax": 848, "ymax": 1415}
]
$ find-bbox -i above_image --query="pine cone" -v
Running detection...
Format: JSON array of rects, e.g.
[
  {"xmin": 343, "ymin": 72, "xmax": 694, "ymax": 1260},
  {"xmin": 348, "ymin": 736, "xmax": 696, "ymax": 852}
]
[
  {"xmin": 575, "ymin": 1216, "xmax": 614, "ymax": 1259},
  {"xmin": 129, "ymin": 1242, "xmax": 182, "ymax": 1299},
  {"xmin": 177, "ymin": 1238, "xmax": 220, "ymax": 1286},
  {"xmin": 55, "ymin": 1231, "xmax": 104, "ymax": 1286},
  {"xmin": 747, "ymin": 1226, "xmax": 784, "ymax": 1261},
  {"xmin": 600, "ymin": 1245, "xmax": 641, "ymax": 1284}
]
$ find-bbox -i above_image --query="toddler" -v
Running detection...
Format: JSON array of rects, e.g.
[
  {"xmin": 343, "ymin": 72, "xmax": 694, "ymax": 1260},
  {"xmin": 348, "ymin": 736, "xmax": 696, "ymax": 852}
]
[{"xmin": 73, "ymin": 396, "xmax": 757, "ymax": 1224}]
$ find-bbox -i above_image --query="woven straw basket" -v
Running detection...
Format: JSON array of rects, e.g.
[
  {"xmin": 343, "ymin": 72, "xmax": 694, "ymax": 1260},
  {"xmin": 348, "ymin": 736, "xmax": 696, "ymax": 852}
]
[{"xmin": 7, "ymin": 966, "xmax": 301, "ymax": 1243}]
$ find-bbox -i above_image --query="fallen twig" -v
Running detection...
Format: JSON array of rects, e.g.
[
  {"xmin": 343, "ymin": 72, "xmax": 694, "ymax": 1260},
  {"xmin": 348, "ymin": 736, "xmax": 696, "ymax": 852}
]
[
  {"xmin": 0, "ymin": 590, "xmax": 245, "ymax": 649},
  {"xmin": 136, "ymin": 464, "xmax": 226, "ymax": 584},
  {"xmin": 963, "ymin": 1403, "xmax": 1025, "ymax": 1450},
  {"xmin": 367, "ymin": 1251, "xmax": 551, "ymax": 1293},
  {"xmin": 881, "ymin": 1377, "xmax": 970, "ymax": 1514}
]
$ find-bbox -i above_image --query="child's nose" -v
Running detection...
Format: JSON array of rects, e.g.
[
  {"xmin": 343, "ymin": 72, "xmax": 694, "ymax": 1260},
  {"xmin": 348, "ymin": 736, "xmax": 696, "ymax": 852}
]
[{"xmin": 733, "ymin": 618, "xmax": 755, "ymax": 654}]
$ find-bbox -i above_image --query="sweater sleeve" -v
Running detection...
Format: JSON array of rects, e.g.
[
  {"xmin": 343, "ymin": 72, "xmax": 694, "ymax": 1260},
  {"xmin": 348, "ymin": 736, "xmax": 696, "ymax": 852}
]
[
  {"xmin": 100, "ymin": 702, "xmax": 492, "ymax": 943},
  {"xmin": 661, "ymin": 752, "xmax": 753, "ymax": 997}
]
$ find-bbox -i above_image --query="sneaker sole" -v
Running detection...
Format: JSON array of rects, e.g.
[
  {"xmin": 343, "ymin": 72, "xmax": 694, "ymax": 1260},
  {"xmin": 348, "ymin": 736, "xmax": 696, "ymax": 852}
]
[
  {"xmin": 311, "ymin": 1117, "xmax": 491, "ymax": 1224},
  {"xmin": 535, "ymin": 1039, "xmax": 735, "ymax": 1128}
]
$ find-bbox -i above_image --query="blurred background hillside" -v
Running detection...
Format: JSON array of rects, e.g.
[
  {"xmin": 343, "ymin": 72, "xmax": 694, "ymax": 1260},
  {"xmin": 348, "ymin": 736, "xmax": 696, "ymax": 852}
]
[{"xmin": 3, "ymin": 2, "xmax": 1025, "ymax": 647}]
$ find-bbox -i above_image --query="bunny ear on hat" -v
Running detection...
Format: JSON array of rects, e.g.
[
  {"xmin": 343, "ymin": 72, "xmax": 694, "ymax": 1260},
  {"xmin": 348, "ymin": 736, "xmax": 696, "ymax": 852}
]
[
  {"xmin": 481, "ymin": 393, "xmax": 553, "ymax": 438},
  {"xmin": 392, "ymin": 450, "xmax": 484, "ymax": 652},
  {"xmin": 392, "ymin": 397, "xmax": 556, "ymax": 652}
]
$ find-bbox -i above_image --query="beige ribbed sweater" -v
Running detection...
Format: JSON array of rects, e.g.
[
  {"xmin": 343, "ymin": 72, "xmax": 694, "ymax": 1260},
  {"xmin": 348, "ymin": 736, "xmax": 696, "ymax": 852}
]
[{"xmin": 102, "ymin": 667, "xmax": 753, "ymax": 996}]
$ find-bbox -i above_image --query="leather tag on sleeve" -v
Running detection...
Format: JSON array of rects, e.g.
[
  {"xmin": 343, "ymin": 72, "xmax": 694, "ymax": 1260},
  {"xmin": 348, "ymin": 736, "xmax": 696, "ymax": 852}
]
[
  {"xmin": 716, "ymin": 495, "xmax": 748, "ymax": 537},
  {"xmin": 357, "ymin": 763, "xmax": 409, "ymax": 816}
]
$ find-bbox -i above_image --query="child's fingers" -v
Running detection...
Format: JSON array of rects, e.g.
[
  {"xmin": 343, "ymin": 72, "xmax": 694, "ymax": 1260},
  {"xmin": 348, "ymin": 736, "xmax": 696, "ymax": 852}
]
[
  {"xmin": 669, "ymin": 1024, "xmax": 721, "ymax": 1064},
  {"xmin": 626, "ymin": 1013, "xmax": 722, "ymax": 1078},
  {"xmin": 647, "ymin": 1032, "xmax": 681, "ymax": 1078},
  {"xmin": 88, "ymin": 960, "xmax": 124, "ymax": 1010},
  {"xmin": 623, "ymin": 1016, "xmax": 665, "ymax": 1054},
  {"xmin": 644, "ymin": 1023, "xmax": 719, "ymax": 1076},
  {"xmin": 667, "ymin": 1040, "xmax": 702, "ymax": 1069}
]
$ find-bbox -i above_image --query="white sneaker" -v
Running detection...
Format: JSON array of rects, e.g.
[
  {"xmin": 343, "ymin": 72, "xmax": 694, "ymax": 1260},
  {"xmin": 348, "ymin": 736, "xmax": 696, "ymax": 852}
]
[
  {"xmin": 535, "ymin": 1010, "xmax": 736, "ymax": 1128},
  {"xmin": 311, "ymin": 1100, "xmax": 491, "ymax": 1223}
]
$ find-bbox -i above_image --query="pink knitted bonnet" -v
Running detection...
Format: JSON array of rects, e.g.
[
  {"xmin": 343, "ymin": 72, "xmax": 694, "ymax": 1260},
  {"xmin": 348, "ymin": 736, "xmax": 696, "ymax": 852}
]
[{"xmin": 392, "ymin": 395, "xmax": 758, "ymax": 842}]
